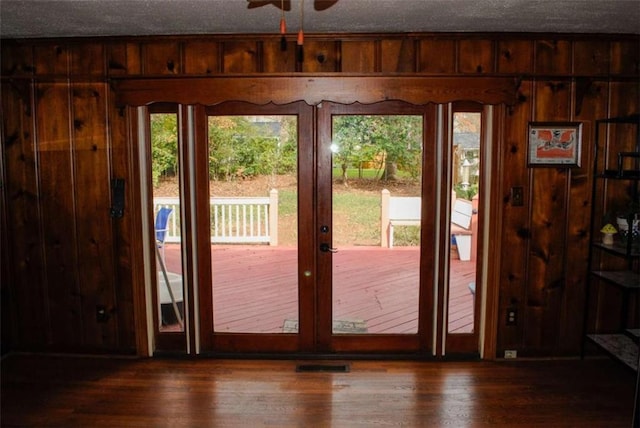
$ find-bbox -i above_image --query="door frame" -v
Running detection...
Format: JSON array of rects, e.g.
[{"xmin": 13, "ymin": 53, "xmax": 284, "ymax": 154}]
[
  {"xmin": 201, "ymin": 101, "xmax": 316, "ymax": 354},
  {"xmin": 439, "ymin": 102, "xmax": 487, "ymax": 356},
  {"xmin": 315, "ymin": 101, "xmax": 438, "ymax": 355},
  {"xmin": 119, "ymin": 76, "xmax": 516, "ymax": 357}
]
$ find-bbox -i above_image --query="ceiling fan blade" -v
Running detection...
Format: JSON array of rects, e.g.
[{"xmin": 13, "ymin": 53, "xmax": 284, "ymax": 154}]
[
  {"xmin": 247, "ymin": 0, "xmax": 292, "ymax": 11},
  {"xmin": 314, "ymin": 0, "xmax": 339, "ymax": 11},
  {"xmin": 247, "ymin": 0, "xmax": 338, "ymax": 12}
]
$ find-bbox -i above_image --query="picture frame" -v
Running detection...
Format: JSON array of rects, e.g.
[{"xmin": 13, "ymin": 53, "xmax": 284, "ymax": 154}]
[{"xmin": 527, "ymin": 122, "xmax": 582, "ymax": 167}]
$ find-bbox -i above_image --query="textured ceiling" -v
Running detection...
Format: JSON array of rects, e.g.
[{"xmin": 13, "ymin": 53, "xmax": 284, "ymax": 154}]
[{"xmin": 1, "ymin": 0, "xmax": 639, "ymax": 39}]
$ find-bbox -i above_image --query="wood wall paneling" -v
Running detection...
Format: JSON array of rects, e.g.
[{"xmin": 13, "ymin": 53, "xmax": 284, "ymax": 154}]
[
  {"xmin": 497, "ymin": 40, "xmax": 533, "ymax": 74},
  {"xmin": 1, "ymin": 43, "xmax": 34, "ymax": 76},
  {"xmin": 380, "ymin": 39, "xmax": 416, "ymax": 73},
  {"xmin": 143, "ymin": 42, "xmax": 181, "ymax": 75},
  {"xmin": 126, "ymin": 43, "xmax": 143, "ymax": 75},
  {"xmin": 107, "ymin": 43, "xmax": 129, "ymax": 75},
  {"xmin": 522, "ymin": 79, "xmax": 572, "ymax": 352},
  {"xmin": 71, "ymin": 43, "xmax": 106, "ymax": 76},
  {"xmin": 417, "ymin": 39, "xmax": 456, "ymax": 74},
  {"xmin": 36, "ymin": 83, "xmax": 83, "ymax": 348},
  {"xmin": 183, "ymin": 41, "xmax": 220, "ymax": 75},
  {"xmin": 107, "ymin": 90, "xmax": 137, "ymax": 352},
  {"xmin": 526, "ymin": 167, "xmax": 569, "ymax": 352},
  {"xmin": 107, "ymin": 42, "xmax": 142, "ymax": 75},
  {"xmin": 537, "ymin": 80, "xmax": 572, "ymax": 119},
  {"xmin": 497, "ymin": 80, "xmax": 532, "ymax": 354},
  {"xmin": 558, "ymin": 162, "xmax": 591, "ymax": 353},
  {"xmin": 458, "ymin": 39, "xmax": 495, "ymax": 74},
  {"xmin": 610, "ymin": 81, "xmax": 640, "ymax": 119},
  {"xmin": 2, "ymin": 82, "xmax": 48, "ymax": 349},
  {"xmin": 574, "ymin": 41, "xmax": 610, "ymax": 76},
  {"xmin": 34, "ymin": 44, "xmax": 69, "ymax": 76},
  {"xmin": 301, "ymin": 41, "xmax": 339, "ymax": 72},
  {"xmin": 71, "ymin": 83, "xmax": 119, "ymax": 348},
  {"xmin": 262, "ymin": 40, "xmax": 297, "ymax": 73},
  {"xmin": 222, "ymin": 41, "xmax": 260, "ymax": 73},
  {"xmin": 560, "ymin": 81, "xmax": 608, "ymax": 353},
  {"xmin": 610, "ymin": 41, "xmax": 640, "ymax": 75},
  {"xmin": 593, "ymin": 279, "xmax": 626, "ymax": 332},
  {"xmin": 535, "ymin": 40, "xmax": 572, "ymax": 76},
  {"xmin": 341, "ymin": 40, "xmax": 376, "ymax": 73},
  {"xmin": 482, "ymin": 105, "xmax": 507, "ymax": 359}
]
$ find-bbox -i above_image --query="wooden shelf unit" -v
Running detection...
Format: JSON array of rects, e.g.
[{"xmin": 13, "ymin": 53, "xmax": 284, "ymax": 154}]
[{"xmin": 584, "ymin": 114, "xmax": 640, "ymax": 372}]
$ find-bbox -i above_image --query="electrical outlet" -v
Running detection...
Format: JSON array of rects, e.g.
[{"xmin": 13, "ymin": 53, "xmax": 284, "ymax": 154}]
[
  {"xmin": 506, "ymin": 308, "xmax": 517, "ymax": 326},
  {"xmin": 96, "ymin": 305, "xmax": 109, "ymax": 323},
  {"xmin": 511, "ymin": 186, "xmax": 524, "ymax": 206},
  {"xmin": 504, "ymin": 350, "xmax": 517, "ymax": 359}
]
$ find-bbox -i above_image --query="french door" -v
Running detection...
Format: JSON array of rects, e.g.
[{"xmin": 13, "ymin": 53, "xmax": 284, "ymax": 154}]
[
  {"xmin": 200, "ymin": 101, "xmax": 314, "ymax": 353},
  {"xmin": 314, "ymin": 102, "xmax": 437, "ymax": 354},
  {"xmin": 180, "ymin": 100, "xmax": 436, "ymax": 355},
  {"xmin": 145, "ymin": 100, "xmax": 483, "ymax": 356}
]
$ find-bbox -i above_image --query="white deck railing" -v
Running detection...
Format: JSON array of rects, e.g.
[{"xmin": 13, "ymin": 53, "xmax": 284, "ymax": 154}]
[{"xmin": 153, "ymin": 189, "xmax": 278, "ymax": 246}]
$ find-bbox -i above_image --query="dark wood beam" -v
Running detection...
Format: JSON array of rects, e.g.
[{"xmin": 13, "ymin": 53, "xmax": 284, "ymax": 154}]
[{"xmin": 113, "ymin": 76, "xmax": 519, "ymax": 107}]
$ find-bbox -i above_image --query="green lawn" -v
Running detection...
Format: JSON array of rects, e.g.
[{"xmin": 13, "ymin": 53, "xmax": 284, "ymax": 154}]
[
  {"xmin": 332, "ymin": 191, "xmax": 380, "ymax": 245},
  {"xmin": 332, "ymin": 167, "xmax": 381, "ymax": 180},
  {"xmin": 331, "ymin": 167, "xmax": 414, "ymax": 180},
  {"xmin": 278, "ymin": 182, "xmax": 419, "ymax": 247}
]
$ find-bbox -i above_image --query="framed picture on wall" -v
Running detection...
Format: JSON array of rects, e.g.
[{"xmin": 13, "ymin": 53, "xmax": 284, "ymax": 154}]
[{"xmin": 527, "ymin": 122, "xmax": 583, "ymax": 167}]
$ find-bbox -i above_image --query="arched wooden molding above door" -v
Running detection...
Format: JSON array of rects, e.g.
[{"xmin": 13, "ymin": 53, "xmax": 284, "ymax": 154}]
[{"xmin": 113, "ymin": 76, "xmax": 519, "ymax": 107}]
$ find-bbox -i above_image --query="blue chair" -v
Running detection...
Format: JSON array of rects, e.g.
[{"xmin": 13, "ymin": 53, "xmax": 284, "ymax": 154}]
[
  {"xmin": 154, "ymin": 206, "xmax": 183, "ymax": 328},
  {"xmin": 155, "ymin": 207, "xmax": 173, "ymax": 261}
]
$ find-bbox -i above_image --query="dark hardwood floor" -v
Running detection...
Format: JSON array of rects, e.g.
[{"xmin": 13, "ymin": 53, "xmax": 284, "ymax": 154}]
[{"xmin": 1, "ymin": 354, "xmax": 636, "ymax": 427}]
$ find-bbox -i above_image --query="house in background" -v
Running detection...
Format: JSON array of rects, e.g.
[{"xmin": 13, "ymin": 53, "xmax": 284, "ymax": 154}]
[{"xmin": 1, "ymin": 0, "xmax": 639, "ymax": 365}]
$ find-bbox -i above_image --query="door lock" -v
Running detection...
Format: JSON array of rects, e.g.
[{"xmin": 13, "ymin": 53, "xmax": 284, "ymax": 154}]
[{"xmin": 320, "ymin": 243, "xmax": 338, "ymax": 253}]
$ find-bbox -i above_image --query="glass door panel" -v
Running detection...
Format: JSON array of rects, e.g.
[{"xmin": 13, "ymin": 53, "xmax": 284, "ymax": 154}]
[
  {"xmin": 150, "ymin": 111, "xmax": 185, "ymax": 333},
  {"xmin": 207, "ymin": 114, "xmax": 299, "ymax": 334},
  {"xmin": 330, "ymin": 113, "xmax": 423, "ymax": 335},
  {"xmin": 446, "ymin": 106, "xmax": 482, "ymax": 353}
]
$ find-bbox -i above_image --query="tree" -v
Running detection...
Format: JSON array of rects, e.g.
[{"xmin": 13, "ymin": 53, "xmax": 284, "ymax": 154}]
[
  {"xmin": 332, "ymin": 116, "xmax": 377, "ymax": 184},
  {"xmin": 208, "ymin": 116, "xmax": 245, "ymax": 181},
  {"xmin": 150, "ymin": 113, "xmax": 178, "ymax": 186},
  {"xmin": 373, "ymin": 115, "xmax": 422, "ymax": 181},
  {"xmin": 208, "ymin": 115, "xmax": 297, "ymax": 181},
  {"xmin": 331, "ymin": 115, "xmax": 423, "ymax": 184}
]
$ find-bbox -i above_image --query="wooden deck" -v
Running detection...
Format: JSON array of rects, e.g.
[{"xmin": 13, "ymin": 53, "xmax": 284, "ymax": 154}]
[{"xmin": 160, "ymin": 244, "xmax": 476, "ymax": 334}]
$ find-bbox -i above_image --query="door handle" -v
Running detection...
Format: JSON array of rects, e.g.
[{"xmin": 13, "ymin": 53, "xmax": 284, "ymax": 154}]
[{"xmin": 320, "ymin": 243, "xmax": 338, "ymax": 253}]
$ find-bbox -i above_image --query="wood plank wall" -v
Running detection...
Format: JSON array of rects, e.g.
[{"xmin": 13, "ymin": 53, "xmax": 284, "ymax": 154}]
[{"xmin": 1, "ymin": 34, "xmax": 639, "ymax": 356}]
